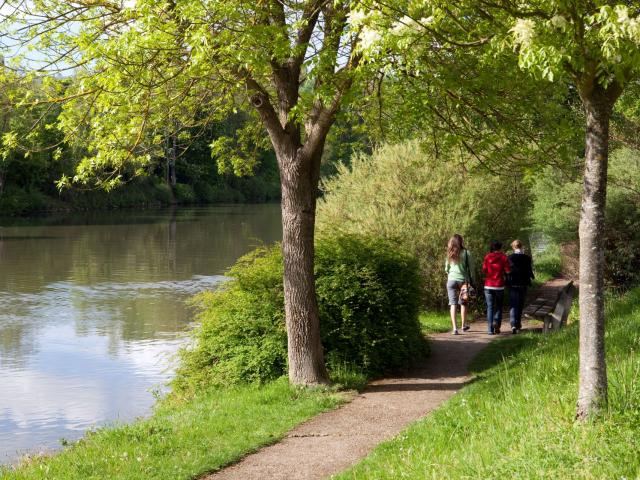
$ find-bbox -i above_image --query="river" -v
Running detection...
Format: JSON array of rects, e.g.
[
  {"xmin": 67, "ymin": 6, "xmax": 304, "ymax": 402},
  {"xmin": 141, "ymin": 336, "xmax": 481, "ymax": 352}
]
[{"xmin": 0, "ymin": 204, "xmax": 282, "ymax": 464}]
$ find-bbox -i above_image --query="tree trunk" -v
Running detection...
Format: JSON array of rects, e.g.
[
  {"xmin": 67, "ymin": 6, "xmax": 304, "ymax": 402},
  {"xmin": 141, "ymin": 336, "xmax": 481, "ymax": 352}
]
[
  {"xmin": 277, "ymin": 144, "xmax": 328, "ymax": 385},
  {"xmin": 169, "ymin": 132, "xmax": 177, "ymax": 187},
  {"xmin": 575, "ymin": 85, "xmax": 618, "ymax": 420}
]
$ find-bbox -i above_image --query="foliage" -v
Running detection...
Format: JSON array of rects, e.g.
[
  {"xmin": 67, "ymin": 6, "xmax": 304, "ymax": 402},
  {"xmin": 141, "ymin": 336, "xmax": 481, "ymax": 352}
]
[
  {"xmin": 173, "ymin": 245, "xmax": 287, "ymax": 391},
  {"xmin": 531, "ymin": 243, "xmax": 563, "ymax": 286},
  {"xmin": 530, "ymin": 147, "xmax": 640, "ymax": 289},
  {"xmin": 418, "ymin": 311, "xmax": 452, "ymax": 334},
  {"xmin": 0, "ymin": 378, "xmax": 345, "ymax": 480},
  {"xmin": 318, "ymin": 140, "xmax": 531, "ymax": 307},
  {"xmin": 335, "ymin": 288, "xmax": 640, "ymax": 479},
  {"xmin": 339, "ymin": 1, "xmax": 582, "ymax": 171},
  {"xmin": 315, "ymin": 235, "xmax": 426, "ymax": 372},
  {"xmin": 0, "ymin": 84, "xmax": 281, "ymax": 215},
  {"xmin": 172, "ymin": 183, "xmax": 196, "ymax": 204},
  {"xmin": 1, "ymin": 0, "xmax": 366, "ymax": 188},
  {"xmin": 174, "ymin": 235, "xmax": 426, "ymax": 392}
]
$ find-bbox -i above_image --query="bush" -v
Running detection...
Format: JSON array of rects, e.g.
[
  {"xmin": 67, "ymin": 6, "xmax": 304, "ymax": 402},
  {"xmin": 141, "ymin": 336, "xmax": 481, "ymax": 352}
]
[
  {"xmin": 316, "ymin": 236, "xmax": 426, "ymax": 372},
  {"xmin": 173, "ymin": 183, "xmax": 197, "ymax": 204},
  {"xmin": 531, "ymin": 147, "xmax": 640, "ymax": 289},
  {"xmin": 173, "ymin": 235, "xmax": 426, "ymax": 392},
  {"xmin": 317, "ymin": 140, "xmax": 531, "ymax": 307},
  {"xmin": 0, "ymin": 186, "xmax": 51, "ymax": 215}
]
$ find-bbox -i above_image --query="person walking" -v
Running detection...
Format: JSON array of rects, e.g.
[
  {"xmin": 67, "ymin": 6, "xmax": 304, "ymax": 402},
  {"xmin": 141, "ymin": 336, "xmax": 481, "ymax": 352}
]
[
  {"xmin": 508, "ymin": 240, "xmax": 534, "ymax": 334},
  {"xmin": 482, "ymin": 240, "xmax": 510, "ymax": 335},
  {"xmin": 445, "ymin": 234, "xmax": 474, "ymax": 335}
]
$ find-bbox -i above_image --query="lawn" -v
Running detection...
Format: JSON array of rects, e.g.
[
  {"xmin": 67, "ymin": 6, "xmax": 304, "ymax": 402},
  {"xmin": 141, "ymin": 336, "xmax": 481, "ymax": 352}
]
[
  {"xmin": 1, "ymin": 379, "xmax": 346, "ymax": 480},
  {"xmin": 336, "ymin": 288, "xmax": 640, "ymax": 479}
]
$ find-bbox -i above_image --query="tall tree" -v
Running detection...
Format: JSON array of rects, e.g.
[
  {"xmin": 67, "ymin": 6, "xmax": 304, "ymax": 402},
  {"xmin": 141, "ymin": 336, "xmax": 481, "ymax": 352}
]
[
  {"xmin": 489, "ymin": 0, "xmax": 640, "ymax": 420},
  {"xmin": 2, "ymin": 0, "xmax": 366, "ymax": 384},
  {"xmin": 369, "ymin": 0, "xmax": 640, "ymax": 419},
  {"xmin": 360, "ymin": 0, "xmax": 640, "ymax": 419}
]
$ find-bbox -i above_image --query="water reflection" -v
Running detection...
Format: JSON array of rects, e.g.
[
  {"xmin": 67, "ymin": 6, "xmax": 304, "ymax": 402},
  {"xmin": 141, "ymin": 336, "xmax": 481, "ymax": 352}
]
[{"xmin": 0, "ymin": 204, "xmax": 281, "ymax": 462}]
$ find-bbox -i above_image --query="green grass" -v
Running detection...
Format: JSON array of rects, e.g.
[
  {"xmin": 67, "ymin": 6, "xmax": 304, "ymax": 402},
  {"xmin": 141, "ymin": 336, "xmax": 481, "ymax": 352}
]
[
  {"xmin": 533, "ymin": 242, "xmax": 563, "ymax": 286},
  {"xmin": 0, "ymin": 378, "xmax": 346, "ymax": 480},
  {"xmin": 419, "ymin": 311, "xmax": 452, "ymax": 334},
  {"xmin": 335, "ymin": 288, "xmax": 640, "ymax": 479}
]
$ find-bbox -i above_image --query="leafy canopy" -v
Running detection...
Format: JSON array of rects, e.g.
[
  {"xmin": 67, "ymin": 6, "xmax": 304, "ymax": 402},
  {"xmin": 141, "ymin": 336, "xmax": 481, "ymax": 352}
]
[{"xmin": 1, "ymin": 0, "xmax": 367, "ymax": 188}]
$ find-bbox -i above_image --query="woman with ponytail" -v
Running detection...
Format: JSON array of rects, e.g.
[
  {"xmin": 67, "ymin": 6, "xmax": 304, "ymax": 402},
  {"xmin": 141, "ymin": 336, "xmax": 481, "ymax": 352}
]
[{"xmin": 445, "ymin": 234, "xmax": 474, "ymax": 335}]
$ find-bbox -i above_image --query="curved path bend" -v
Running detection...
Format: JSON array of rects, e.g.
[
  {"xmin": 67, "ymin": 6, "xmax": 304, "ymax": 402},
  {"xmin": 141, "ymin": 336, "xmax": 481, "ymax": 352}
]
[
  {"xmin": 204, "ymin": 328, "xmax": 494, "ymax": 480},
  {"xmin": 204, "ymin": 279, "xmax": 570, "ymax": 480}
]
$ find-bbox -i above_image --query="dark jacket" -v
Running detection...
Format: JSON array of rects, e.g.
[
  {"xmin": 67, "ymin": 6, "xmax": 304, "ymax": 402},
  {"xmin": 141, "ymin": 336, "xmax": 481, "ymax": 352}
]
[{"xmin": 508, "ymin": 252, "xmax": 534, "ymax": 286}]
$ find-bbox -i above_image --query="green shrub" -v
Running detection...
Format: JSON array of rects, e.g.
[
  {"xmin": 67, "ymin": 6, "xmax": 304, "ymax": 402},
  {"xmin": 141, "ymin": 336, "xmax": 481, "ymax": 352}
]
[
  {"xmin": 152, "ymin": 182, "xmax": 174, "ymax": 204},
  {"xmin": 0, "ymin": 186, "xmax": 50, "ymax": 215},
  {"xmin": 531, "ymin": 147, "xmax": 640, "ymax": 289},
  {"xmin": 317, "ymin": 140, "xmax": 531, "ymax": 307},
  {"xmin": 315, "ymin": 236, "xmax": 426, "ymax": 372},
  {"xmin": 173, "ymin": 235, "xmax": 426, "ymax": 392},
  {"xmin": 173, "ymin": 183, "xmax": 197, "ymax": 203}
]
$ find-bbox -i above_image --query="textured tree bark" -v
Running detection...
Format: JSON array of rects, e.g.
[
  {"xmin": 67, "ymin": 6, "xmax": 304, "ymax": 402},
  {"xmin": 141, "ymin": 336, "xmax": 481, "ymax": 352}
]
[
  {"xmin": 277, "ymin": 144, "xmax": 328, "ymax": 385},
  {"xmin": 575, "ymin": 83, "xmax": 619, "ymax": 420}
]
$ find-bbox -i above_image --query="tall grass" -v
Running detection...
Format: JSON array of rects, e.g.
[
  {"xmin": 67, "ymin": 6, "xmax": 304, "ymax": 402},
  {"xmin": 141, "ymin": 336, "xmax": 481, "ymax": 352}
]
[
  {"xmin": 336, "ymin": 288, "xmax": 640, "ymax": 479},
  {"xmin": 532, "ymin": 242, "xmax": 563, "ymax": 285}
]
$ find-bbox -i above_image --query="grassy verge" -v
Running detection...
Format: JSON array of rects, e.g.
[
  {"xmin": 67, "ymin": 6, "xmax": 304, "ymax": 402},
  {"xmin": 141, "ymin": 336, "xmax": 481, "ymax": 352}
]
[
  {"xmin": 419, "ymin": 311, "xmax": 452, "ymax": 334},
  {"xmin": 0, "ymin": 379, "xmax": 346, "ymax": 480},
  {"xmin": 335, "ymin": 288, "xmax": 640, "ymax": 479},
  {"xmin": 532, "ymin": 242, "xmax": 563, "ymax": 286}
]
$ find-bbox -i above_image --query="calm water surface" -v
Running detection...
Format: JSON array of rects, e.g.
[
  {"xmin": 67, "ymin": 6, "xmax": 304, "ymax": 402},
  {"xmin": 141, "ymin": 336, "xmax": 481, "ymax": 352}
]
[{"xmin": 0, "ymin": 204, "xmax": 281, "ymax": 463}]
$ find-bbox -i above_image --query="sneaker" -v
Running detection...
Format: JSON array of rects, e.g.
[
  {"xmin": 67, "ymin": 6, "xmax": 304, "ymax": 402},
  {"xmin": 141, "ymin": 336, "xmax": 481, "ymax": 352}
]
[
  {"xmin": 495, "ymin": 327, "xmax": 501, "ymax": 334},
  {"xmin": 511, "ymin": 327, "xmax": 517, "ymax": 334},
  {"xmin": 462, "ymin": 325, "xmax": 471, "ymax": 332},
  {"xmin": 452, "ymin": 329, "xmax": 459, "ymax": 335},
  {"xmin": 487, "ymin": 331, "xmax": 494, "ymax": 335}
]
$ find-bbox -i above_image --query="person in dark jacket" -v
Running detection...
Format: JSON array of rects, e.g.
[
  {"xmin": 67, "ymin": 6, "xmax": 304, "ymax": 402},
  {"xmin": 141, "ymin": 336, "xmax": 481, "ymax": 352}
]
[
  {"xmin": 482, "ymin": 240, "xmax": 510, "ymax": 334},
  {"xmin": 508, "ymin": 239, "xmax": 535, "ymax": 333}
]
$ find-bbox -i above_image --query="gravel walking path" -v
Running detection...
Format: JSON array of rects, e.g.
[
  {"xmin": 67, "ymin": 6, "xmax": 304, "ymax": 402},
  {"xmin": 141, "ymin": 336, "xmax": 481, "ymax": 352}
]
[{"xmin": 204, "ymin": 279, "xmax": 569, "ymax": 480}]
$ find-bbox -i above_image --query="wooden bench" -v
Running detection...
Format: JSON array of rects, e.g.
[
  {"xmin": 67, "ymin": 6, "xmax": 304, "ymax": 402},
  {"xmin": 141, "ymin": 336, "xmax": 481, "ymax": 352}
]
[{"xmin": 523, "ymin": 281, "xmax": 575, "ymax": 333}]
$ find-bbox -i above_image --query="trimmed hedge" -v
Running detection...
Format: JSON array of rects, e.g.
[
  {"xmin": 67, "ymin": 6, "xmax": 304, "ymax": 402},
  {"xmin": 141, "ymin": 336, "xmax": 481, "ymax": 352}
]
[{"xmin": 173, "ymin": 235, "xmax": 426, "ymax": 392}]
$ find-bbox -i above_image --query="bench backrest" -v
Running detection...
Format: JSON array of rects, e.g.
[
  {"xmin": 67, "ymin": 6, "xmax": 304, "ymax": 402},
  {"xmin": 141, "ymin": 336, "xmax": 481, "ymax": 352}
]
[{"xmin": 551, "ymin": 281, "xmax": 574, "ymax": 326}]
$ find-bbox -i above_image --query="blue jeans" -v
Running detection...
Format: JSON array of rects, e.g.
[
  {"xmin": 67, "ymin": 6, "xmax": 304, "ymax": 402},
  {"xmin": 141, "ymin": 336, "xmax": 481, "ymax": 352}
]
[
  {"xmin": 484, "ymin": 288, "xmax": 504, "ymax": 333},
  {"xmin": 509, "ymin": 286, "xmax": 527, "ymax": 330}
]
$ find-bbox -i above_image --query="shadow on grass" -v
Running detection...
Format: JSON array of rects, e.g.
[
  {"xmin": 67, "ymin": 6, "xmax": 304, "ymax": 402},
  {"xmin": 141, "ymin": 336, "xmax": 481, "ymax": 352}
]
[
  {"xmin": 364, "ymin": 380, "xmax": 473, "ymax": 393},
  {"xmin": 469, "ymin": 333, "xmax": 542, "ymax": 375}
]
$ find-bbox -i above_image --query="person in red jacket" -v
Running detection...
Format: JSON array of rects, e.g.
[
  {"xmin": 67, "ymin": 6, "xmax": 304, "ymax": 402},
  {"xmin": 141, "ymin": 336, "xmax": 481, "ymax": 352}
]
[{"xmin": 482, "ymin": 240, "xmax": 511, "ymax": 334}]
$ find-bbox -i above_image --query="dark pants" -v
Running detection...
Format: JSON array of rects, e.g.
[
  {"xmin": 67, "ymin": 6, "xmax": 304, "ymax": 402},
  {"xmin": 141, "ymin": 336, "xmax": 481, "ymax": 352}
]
[
  {"xmin": 484, "ymin": 288, "xmax": 504, "ymax": 333},
  {"xmin": 509, "ymin": 286, "xmax": 527, "ymax": 330}
]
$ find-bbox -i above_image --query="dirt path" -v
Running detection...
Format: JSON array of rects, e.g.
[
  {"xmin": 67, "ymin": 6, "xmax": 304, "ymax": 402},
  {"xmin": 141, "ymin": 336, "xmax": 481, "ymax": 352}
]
[
  {"xmin": 204, "ymin": 328, "xmax": 494, "ymax": 480},
  {"xmin": 204, "ymin": 279, "xmax": 569, "ymax": 480}
]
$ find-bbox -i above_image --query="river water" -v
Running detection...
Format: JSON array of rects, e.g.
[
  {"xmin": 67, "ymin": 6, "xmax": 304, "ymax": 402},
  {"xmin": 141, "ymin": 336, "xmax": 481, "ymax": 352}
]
[{"xmin": 0, "ymin": 204, "xmax": 281, "ymax": 463}]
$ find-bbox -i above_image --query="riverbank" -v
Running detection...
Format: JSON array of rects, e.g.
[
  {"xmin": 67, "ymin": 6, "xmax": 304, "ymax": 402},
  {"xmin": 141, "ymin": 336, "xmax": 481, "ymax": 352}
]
[
  {"xmin": 0, "ymin": 205, "xmax": 284, "ymax": 466},
  {"xmin": 0, "ymin": 380, "xmax": 347, "ymax": 479},
  {"xmin": 0, "ymin": 312, "xmax": 462, "ymax": 480},
  {"xmin": 7, "ymin": 278, "xmax": 630, "ymax": 479},
  {"xmin": 336, "ymin": 288, "xmax": 640, "ymax": 479},
  {"xmin": 0, "ymin": 308, "xmax": 447, "ymax": 479},
  {"xmin": 0, "ymin": 177, "xmax": 280, "ymax": 217}
]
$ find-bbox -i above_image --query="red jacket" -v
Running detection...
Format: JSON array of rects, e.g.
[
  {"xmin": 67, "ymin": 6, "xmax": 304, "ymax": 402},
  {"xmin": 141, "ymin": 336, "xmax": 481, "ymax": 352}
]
[{"xmin": 482, "ymin": 252, "xmax": 510, "ymax": 288}]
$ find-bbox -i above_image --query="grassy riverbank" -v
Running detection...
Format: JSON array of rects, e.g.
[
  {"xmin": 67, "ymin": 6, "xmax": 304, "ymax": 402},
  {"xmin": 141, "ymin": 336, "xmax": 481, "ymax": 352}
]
[
  {"xmin": 0, "ymin": 379, "xmax": 346, "ymax": 480},
  {"xmin": 335, "ymin": 288, "xmax": 640, "ymax": 479}
]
